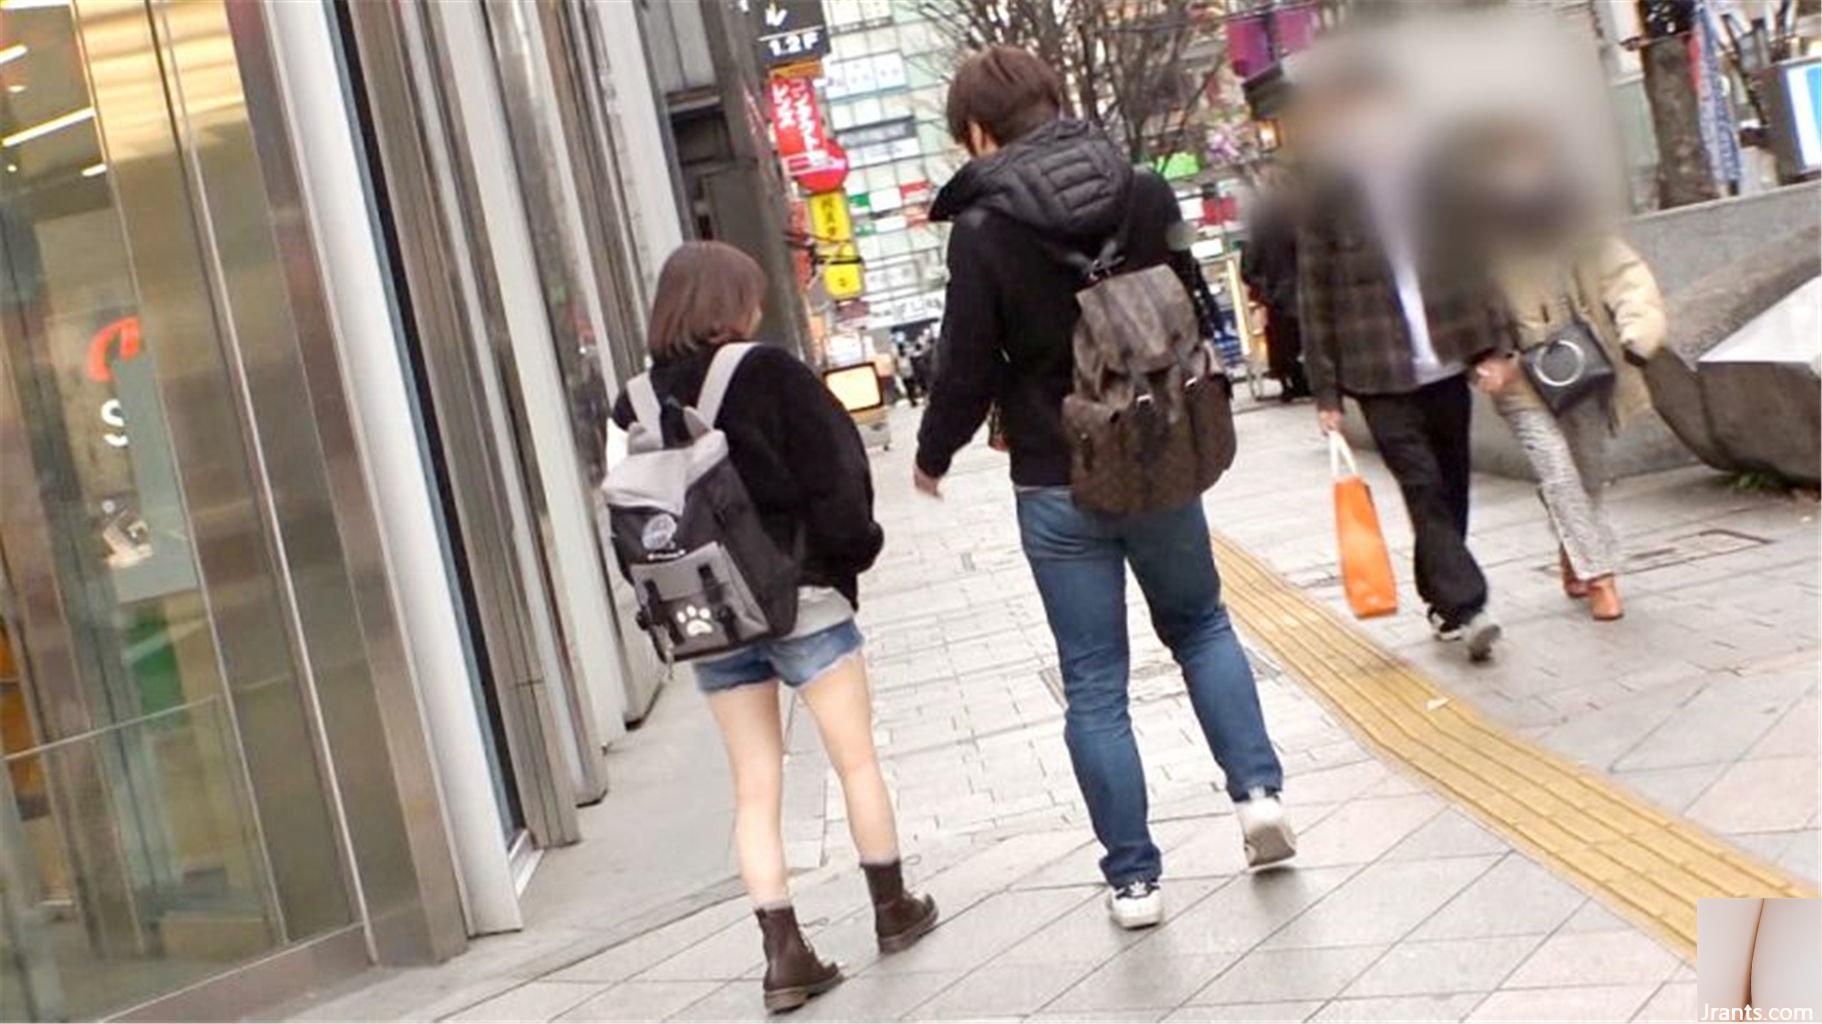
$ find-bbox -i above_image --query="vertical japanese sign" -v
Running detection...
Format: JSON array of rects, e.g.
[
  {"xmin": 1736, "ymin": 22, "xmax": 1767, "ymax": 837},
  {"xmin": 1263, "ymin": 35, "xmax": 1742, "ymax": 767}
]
[
  {"xmin": 769, "ymin": 74, "xmax": 848, "ymax": 193},
  {"xmin": 807, "ymin": 191, "xmax": 864, "ymax": 300},
  {"xmin": 768, "ymin": 75, "xmax": 823, "ymax": 161}
]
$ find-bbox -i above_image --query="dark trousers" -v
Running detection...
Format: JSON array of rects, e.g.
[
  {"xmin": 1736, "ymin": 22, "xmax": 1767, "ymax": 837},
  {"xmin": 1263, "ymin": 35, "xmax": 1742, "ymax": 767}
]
[{"xmin": 1356, "ymin": 374, "xmax": 1487, "ymax": 626}]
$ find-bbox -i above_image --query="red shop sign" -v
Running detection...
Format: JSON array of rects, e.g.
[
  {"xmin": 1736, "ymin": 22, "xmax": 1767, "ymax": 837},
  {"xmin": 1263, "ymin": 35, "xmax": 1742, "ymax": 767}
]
[
  {"xmin": 790, "ymin": 140, "xmax": 849, "ymax": 194},
  {"xmin": 768, "ymin": 75, "xmax": 825, "ymax": 159}
]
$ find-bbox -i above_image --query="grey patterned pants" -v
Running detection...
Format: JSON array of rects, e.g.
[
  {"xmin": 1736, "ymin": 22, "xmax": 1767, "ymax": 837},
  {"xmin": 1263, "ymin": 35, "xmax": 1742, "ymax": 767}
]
[{"xmin": 1499, "ymin": 400, "xmax": 1620, "ymax": 580}]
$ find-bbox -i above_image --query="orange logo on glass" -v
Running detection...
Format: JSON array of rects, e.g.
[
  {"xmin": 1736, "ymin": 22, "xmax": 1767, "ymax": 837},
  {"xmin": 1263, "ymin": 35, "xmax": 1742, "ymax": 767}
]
[{"xmin": 86, "ymin": 315, "xmax": 142, "ymax": 383}]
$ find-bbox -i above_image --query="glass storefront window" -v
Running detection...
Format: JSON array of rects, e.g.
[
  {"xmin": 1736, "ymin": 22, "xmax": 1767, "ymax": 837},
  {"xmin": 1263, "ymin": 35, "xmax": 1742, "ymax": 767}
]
[{"xmin": 2, "ymin": 2, "xmax": 354, "ymax": 1017}]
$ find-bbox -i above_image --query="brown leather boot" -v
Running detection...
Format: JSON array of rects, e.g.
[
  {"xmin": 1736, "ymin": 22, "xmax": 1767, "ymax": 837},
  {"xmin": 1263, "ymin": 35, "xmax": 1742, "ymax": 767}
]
[
  {"xmin": 755, "ymin": 905, "xmax": 841, "ymax": 1013},
  {"xmin": 1588, "ymin": 576, "xmax": 1623, "ymax": 621},
  {"xmin": 863, "ymin": 860, "xmax": 939, "ymax": 954},
  {"xmin": 1560, "ymin": 547, "xmax": 1589, "ymax": 600}
]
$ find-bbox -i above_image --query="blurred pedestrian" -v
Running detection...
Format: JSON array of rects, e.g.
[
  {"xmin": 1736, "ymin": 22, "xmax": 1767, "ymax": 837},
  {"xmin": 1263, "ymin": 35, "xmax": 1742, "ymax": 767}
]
[
  {"xmin": 1297, "ymin": 57, "xmax": 1514, "ymax": 662},
  {"xmin": 896, "ymin": 343, "xmax": 924, "ymax": 405},
  {"xmin": 1473, "ymin": 124, "xmax": 1667, "ymax": 622},
  {"xmin": 916, "ymin": 46, "xmax": 1295, "ymax": 932},
  {"xmin": 903, "ymin": 327, "xmax": 932, "ymax": 404},
  {"xmin": 1241, "ymin": 169, "xmax": 1311, "ymax": 402},
  {"xmin": 909, "ymin": 331, "xmax": 936, "ymax": 394},
  {"xmin": 873, "ymin": 345, "xmax": 903, "ymax": 405},
  {"xmin": 611, "ymin": 242, "xmax": 936, "ymax": 1013}
]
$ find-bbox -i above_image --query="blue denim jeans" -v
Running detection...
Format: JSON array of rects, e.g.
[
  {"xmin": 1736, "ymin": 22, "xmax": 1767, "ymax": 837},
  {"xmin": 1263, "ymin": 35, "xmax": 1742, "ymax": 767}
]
[{"xmin": 1016, "ymin": 488, "xmax": 1284, "ymax": 886}]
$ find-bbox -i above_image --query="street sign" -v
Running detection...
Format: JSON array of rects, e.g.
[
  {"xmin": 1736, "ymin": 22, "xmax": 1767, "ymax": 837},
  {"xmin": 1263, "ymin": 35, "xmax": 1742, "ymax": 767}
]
[{"xmin": 758, "ymin": 1, "xmax": 829, "ymax": 67}]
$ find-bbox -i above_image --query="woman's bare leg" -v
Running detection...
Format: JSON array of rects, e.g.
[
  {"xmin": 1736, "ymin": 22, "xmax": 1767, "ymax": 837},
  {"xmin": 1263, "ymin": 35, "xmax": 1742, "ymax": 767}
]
[
  {"xmin": 799, "ymin": 655, "xmax": 900, "ymax": 864},
  {"xmin": 707, "ymin": 682, "xmax": 790, "ymax": 905}
]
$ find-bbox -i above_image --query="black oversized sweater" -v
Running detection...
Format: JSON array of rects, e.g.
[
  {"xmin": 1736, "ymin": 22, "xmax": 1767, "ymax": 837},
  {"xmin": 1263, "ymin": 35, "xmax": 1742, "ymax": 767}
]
[
  {"xmin": 916, "ymin": 119, "xmax": 1213, "ymax": 487},
  {"xmin": 611, "ymin": 343, "xmax": 883, "ymax": 606}
]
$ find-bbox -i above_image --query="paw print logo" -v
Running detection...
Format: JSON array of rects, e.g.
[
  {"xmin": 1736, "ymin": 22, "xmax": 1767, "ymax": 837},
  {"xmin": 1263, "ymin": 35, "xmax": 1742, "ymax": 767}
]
[{"xmin": 676, "ymin": 604, "xmax": 716, "ymax": 638}]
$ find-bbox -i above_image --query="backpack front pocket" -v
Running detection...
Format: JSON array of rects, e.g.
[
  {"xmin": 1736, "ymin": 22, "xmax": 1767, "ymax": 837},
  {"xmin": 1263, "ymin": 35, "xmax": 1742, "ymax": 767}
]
[{"xmin": 629, "ymin": 542, "xmax": 771, "ymax": 661}]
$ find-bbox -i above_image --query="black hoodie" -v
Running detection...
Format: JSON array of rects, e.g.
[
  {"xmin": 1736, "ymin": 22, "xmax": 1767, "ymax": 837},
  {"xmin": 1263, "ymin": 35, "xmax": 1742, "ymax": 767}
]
[{"xmin": 916, "ymin": 119, "xmax": 1200, "ymax": 487}]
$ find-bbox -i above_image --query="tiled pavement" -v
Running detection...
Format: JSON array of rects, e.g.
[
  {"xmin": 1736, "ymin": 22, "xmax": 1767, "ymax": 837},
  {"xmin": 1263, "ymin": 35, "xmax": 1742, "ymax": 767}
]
[
  {"xmin": 295, "ymin": 397, "xmax": 1814, "ymax": 1022},
  {"xmin": 1217, "ymin": 401, "xmax": 1819, "ymax": 887}
]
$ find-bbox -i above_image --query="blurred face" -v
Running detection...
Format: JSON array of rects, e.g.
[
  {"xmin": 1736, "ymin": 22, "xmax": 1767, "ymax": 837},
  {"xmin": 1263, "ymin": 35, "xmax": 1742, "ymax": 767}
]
[
  {"xmin": 1345, "ymin": 90, "xmax": 1416, "ymax": 165},
  {"xmin": 1478, "ymin": 136, "xmax": 1578, "ymax": 242}
]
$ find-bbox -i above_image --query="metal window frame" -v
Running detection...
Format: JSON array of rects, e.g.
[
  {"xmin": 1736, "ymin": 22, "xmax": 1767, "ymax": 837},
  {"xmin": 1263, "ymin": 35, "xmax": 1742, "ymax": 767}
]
[{"xmin": 338, "ymin": 0, "xmax": 587, "ymax": 849}]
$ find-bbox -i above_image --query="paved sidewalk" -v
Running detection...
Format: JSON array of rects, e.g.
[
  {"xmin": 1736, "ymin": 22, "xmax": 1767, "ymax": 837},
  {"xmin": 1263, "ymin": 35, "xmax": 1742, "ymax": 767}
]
[
  {"xmin": 277, "ymin": 397, "xmax": 1821, "ymax": 1023},
  {"xmin": 1218, "ymin": 399, "xmax": 1818, "ymax": 887}
]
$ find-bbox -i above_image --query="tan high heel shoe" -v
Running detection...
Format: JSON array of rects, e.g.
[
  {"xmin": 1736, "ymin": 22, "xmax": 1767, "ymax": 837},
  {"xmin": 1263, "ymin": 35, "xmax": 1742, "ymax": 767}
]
[
  {"xmin": 1560, "ymin": 548, "xmax": 1590, "ymax": 600},
  {"xmin": 1588, "ymin": 576, "xmax": 1623, "ymax": 621}
]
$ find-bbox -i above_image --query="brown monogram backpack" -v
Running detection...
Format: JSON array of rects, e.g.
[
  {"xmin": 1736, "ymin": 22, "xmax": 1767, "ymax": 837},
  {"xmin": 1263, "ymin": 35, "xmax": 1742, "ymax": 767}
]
[{"xmin": 1054, "ymin": 233, "xmax": 1237, "ymax": 517}]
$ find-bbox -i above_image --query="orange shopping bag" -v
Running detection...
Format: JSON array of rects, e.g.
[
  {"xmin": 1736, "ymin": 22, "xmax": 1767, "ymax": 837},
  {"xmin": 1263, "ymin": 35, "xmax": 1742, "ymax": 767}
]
[{"xmin": 1329, "ymin": 432, "xmax": 1398, "ymax": 619}]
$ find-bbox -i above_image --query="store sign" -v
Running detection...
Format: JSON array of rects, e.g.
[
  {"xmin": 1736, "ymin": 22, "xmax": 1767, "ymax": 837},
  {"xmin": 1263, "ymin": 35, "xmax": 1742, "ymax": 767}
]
[
  {"xmin": 1155, "ymin": 152, "xmax": 1202, "ymax": 181},
  {"xmin": 793, "ymin": 143, "xmax": 849, "ymax": 194},
  {"xmin": 768, "ymin": 75, "xmax": 824, "ymax": 160},
  {"xmin": 758, "ymin": 1, "xmax": 829, "ymax": 67},
  {"xmin": 769, "ymin": 73, "xmax": 847, "ymax": 192},
  {"xmin": 808, "ymin": 191, "xmax": 864, "ymax": 300},
  {"xmin": 86, "ymin": 315, "xmax": 142, "ymax": 384},
  {"xmin": 868, "ymin": 291, "xmax": 946, "ymax": 330},
  {"xmin": 807, "ymin": 190, "xmax": 853, "ymax": 243},
  {"xmin": 824, "ymin": 243, "xmax": 864, "ymax": 299},
  {"xmin": 771, "ymin": 58, "xmax": 823, "ymax": 81},
  {"xmin": 835, "ymin": 116, "xmax": 916, "ymax": 151},
  {"xmin": 87, "ymin": 316, "xmax": 143, "ymax": 448},
  {"xmin": 1781, "ymin": 59, "xmax": 1822, "ymax": 172}
]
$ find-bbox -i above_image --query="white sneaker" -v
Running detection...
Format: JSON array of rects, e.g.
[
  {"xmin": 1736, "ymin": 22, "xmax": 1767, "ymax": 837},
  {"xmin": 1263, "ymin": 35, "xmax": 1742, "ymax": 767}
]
[
  {"xmin": 1237, "ymin": 789, "xmax": 1297, "ymax": 869},
  {"xmin": 1106, "ymin": 880, "xmax": 1164, "ymax": 930},
  {"xmin": 1462, "ymin": 611, "xmax": 1502, "ymax": 663}
]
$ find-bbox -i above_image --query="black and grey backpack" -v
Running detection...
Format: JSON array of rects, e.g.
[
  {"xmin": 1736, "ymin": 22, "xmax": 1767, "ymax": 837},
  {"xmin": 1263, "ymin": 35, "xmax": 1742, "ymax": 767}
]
[{"xmin": 598, "ymin": 343, "xmax": 799, "ymax": 662}]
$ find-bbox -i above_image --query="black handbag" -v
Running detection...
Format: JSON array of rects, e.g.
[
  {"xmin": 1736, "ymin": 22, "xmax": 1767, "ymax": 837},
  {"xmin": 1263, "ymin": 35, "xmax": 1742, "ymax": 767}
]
[{"xmin": 1520, "ymin": 281, "xmax": 1615, "ymax": 416}]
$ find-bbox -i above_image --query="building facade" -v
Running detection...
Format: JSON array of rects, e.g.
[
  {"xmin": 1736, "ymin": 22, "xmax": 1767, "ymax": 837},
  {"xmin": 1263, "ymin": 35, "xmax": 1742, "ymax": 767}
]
[
  {"xmin": 0, "ymin": 0, "xmax": 682, "ymax": 1017},
  {"xmin": 821, "ymin": 2, "xmax": 965, "ymax": 342}
]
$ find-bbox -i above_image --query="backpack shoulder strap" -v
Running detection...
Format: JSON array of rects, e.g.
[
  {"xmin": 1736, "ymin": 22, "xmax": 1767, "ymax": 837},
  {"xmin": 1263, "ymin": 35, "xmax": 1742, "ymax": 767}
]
[
  {"xmin": 695, "ymin": 342, "xmax": 759, "ymax": 427},
  {"xmin": 626, "ymin": 372, "xmax": 662, "ymax": 434}
]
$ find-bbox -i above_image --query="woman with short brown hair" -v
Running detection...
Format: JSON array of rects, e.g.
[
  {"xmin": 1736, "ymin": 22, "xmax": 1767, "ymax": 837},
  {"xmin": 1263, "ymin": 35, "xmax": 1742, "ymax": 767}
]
[{"xmin": 611, "ymin": 241, "xmax": 936, "ymax": 1013}]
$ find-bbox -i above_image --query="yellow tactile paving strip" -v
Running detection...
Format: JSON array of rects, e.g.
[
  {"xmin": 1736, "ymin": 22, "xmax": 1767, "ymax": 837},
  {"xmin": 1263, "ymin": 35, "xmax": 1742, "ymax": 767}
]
[{"xmin": 1211, "ymin": 533, "xmax": 1817, "ymax": 959}]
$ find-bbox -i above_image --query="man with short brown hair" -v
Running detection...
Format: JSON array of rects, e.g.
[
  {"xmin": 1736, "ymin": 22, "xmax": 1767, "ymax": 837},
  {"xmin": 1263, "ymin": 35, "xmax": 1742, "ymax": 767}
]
[{"xmin": 916, "ymin": 46, "xmax": 1296, "ymax": 931}]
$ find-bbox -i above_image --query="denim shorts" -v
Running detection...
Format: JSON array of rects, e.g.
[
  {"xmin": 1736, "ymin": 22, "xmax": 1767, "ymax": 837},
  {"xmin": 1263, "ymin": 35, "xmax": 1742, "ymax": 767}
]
[{"xmin": 691, "ymin": 619, "xmax": 865, "ymax": 694}]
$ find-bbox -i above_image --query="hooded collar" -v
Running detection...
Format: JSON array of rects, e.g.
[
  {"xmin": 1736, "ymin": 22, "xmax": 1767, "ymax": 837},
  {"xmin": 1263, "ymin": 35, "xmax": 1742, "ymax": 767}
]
[{"xmin": 930, "ymin": 119, "xmax": 1134, "ymax": 241}]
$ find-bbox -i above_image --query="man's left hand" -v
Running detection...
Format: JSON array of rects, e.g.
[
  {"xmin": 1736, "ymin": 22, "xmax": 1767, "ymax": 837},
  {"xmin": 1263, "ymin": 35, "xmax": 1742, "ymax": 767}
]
[{"xmin": 914, "ymin": 466, "xmax": 944, "ymax": 498}]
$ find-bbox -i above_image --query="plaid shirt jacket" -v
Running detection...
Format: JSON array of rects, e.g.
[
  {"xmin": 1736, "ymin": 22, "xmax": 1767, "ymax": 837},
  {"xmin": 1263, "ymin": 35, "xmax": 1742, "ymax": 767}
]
[{"xmin": 1296, "ymin": 178, "xmax": 1513, "ymax": 410}]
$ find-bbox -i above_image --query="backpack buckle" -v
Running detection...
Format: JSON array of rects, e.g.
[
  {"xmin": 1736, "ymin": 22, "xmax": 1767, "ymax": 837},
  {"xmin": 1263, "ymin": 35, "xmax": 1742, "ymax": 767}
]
[{"xmin": 1083, "ymin": 254, "xmax": 1124, "ymax": 283}]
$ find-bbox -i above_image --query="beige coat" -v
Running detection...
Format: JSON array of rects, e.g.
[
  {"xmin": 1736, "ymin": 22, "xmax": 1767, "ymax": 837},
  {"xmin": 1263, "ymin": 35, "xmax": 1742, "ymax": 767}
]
[{"xmin": 1495, "ymin": 236, "xmax": 1668, "ymax": 428}]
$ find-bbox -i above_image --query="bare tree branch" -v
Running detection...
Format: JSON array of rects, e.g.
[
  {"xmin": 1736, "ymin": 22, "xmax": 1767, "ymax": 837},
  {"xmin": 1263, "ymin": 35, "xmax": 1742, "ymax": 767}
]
[{"xmin": 917, "ymin": 0, "xmax": 1238, "ymax": 164}]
